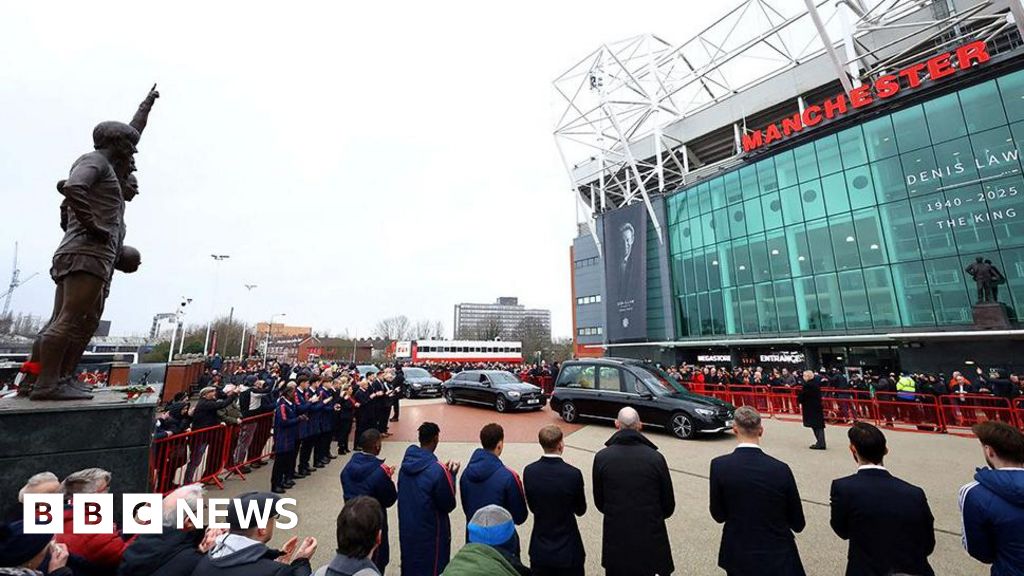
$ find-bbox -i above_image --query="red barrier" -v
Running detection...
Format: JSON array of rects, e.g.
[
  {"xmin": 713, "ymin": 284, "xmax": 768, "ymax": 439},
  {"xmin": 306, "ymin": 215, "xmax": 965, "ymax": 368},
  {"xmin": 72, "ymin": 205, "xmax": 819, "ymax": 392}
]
[
  {"xmin": 941, "ymin": 394, "xmax": 1018, "ymax": 437},
  {"xmin": 223, "ymin": 413, "xmax": 275, "ymax": 479},
  {"xmin": 765, "ymin": 387, "xmax": 803, "ymax": 422},
  {"xmin": 151, "ymin": 424, "xmax": 231, "ymax": 494},
  {"xmin": 1016, "ymin": 398, "xmax": 1024, "ymax": 433},
  {"xmin": 728, "ymin": 385, "xmax": 771, "ymax": 413}
]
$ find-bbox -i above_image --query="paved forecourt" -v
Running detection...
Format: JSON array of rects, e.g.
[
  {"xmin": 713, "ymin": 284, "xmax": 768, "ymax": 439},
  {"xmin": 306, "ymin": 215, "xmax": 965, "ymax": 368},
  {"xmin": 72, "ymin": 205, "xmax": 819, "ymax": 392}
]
[{"xmin": 221, "ymin": 398, "xmax": 987, "ymax": 575}]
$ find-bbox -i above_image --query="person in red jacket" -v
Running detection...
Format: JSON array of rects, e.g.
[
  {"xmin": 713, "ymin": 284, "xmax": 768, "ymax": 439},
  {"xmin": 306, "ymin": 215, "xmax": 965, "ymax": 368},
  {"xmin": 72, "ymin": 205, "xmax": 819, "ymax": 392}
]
[{"xmin": 54, "ymin": 468, "xmax": 130, "ymax": 572}]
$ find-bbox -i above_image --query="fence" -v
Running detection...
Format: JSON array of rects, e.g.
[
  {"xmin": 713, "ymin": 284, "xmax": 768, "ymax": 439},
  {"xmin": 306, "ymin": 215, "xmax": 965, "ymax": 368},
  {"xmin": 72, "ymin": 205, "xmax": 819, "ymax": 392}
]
[
  {"xmin": 681, "ymin": 383, "xmax": 1024, "ymax": 437},
  {"xmin": 150, "ymin": 412, "xmax": 274, "ymax": 494}
]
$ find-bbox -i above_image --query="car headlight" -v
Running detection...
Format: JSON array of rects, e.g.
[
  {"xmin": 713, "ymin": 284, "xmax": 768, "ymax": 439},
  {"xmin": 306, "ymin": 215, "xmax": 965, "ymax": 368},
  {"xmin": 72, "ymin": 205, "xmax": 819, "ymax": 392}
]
[
  {"xmin": 695, "ymin": 408, "xmax": 715, "ymax": 417},
  {"xmin": 412, "ymin": 383, "xmax": 422, "ymax": 388},
  {"xmin": 508, "ymin": 391, "xmax": 521, "ymax": 400}
]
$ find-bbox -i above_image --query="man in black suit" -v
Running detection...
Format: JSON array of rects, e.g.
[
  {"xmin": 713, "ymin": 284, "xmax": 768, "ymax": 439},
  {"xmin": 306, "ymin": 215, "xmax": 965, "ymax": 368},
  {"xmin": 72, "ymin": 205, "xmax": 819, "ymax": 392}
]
[
  {"xmin": 830, "ymin": 422, "xmax": 935, "ymax": 576},
  {"xmin": 523, "ymin": 424, "xmax": 586, "ymax": 576},
  {"xmin": 798, "ymin": 369, "xmax": 826, "ymax": 449},
  {"xmin": 709, "ymin": 406, "xmax": 806, "ymax": 576}
]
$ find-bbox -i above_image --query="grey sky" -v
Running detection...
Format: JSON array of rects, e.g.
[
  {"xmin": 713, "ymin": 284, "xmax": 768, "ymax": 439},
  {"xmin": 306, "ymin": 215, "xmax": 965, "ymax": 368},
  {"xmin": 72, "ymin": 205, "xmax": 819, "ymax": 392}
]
[{"xmin": 0, "ymin": 1, "xmax": 718, "ymax": 339}]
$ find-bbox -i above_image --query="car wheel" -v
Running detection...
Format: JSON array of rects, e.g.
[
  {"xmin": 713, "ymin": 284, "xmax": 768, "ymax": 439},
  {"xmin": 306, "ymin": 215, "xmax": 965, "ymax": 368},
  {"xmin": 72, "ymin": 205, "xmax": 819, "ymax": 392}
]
[
  {"xmin": 444, "ymin": 390, "xmax": 456, "ymax": 405},
  {"xmin": 404, "ymin": 387, "xmax": 413, "ymax": 399},
  {"xmin": 495, "ymin": 395, "xmax": 508, "ymax": 413},
  {"xmin": 561, "ymin": 401, "xmax": 578, "ymax": 423},
  {"xmin": 670, "ymin": 412, "xmax": 695, "ymax": 440}
]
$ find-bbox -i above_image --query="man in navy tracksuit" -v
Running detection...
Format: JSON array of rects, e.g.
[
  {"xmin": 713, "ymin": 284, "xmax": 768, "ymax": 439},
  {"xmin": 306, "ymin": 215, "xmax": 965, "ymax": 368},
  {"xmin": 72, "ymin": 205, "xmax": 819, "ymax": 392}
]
[
  {"xmin": 341, "ymin": 429, "xmax": 397, "ymax": 574},
  {"xmin": 398, "ymin": 422, "xmax": 461, "ymax": 576},
  {"xmin": 459, "ymin": 423, "xmax": 528, "ymax": 559},
  {"xmin": 959, "ymin": 420, "xmax": 1024, "ymax": 575}
]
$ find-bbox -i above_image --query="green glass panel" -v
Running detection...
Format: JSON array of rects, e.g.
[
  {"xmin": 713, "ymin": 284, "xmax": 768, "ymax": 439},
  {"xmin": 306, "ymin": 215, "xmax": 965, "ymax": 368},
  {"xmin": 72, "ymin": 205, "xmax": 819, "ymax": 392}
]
[
  {"xmin": 757, "ymin": 156, "xmax": 779, "ymax": 195},
  {"xmin": 838, "ymin": 270, "xmax": 871, "ymax": 329},
  {"xmin": 852, "ymin": 208, "xmax": 887, "ymax": 267},
  {"xmin": 924, "ymin": 93, "xmax": 967, "ymax": 143},
  {"xmin": 801, "ymin": 179, "xmax": 826, "ymax": 220},
  {"xmin": 891, "ymin": 261, "xmax": 935, "ymax": 327},
  {"xmin": 775, "ymin": 149, "xmax": 799, "ymax": 189},
  {"xmin": 744, "ymin": 197, "xmax": 765, "ymax": 235},
  {"xmin": 863, "ymin": 116, "xmax": 898, "ymax": 161},
  {"xmin": 870, "ymin": 156, "xmax": 908, "ymax": 204},
  {"xmin": 815, "ymin": 134, "xmax": 843, "ymax": 176},
  {"xmin": 931, "ymin": 136, "xmax": 980, "ymax": 189},
  {"xmin": 805, "ymin": 218, "xmax": 836, "ymax": 273},
  {"xmin": 755, "ymin": 282, "xmax": 779, "ymax": 332},
  {"xmin": 845, "ymin": 165, "xmax": 876, "ymax": 210},
  {"xmin": 712, "ymin": 208, "xmax": 731, "ymax": 243},
  {"xmin": 923, "ymin": 257, "xmax": 972, "ymax": 325},
  {"xmin": 970, "ymin": 126, "xmax": 1021, "ymax": 180},
  {"xmin": 878, "ymin": 200, "xmax": 921, "ymax": 262},
  {"xmin": 685, "ymin": 216, "xmax": 703, "ymax": 248},
  {"xmin": 773, "ymin": 279, "xmax": 800, "ymax": 332},
  {"xmin": 724, "ymin": 287, "xmax": 741, "ymax": 334},
  {"xmin": 738, "ymin": 285, "xmax": 759, "ymax": 334},
  {"xmin": 681, "ymin": 252, "xmax": 696, "ymax": 293},
  {"xmin": 998, "ymin": 247, "xmax": 1024, "ymax": 316},
  {"xmin": 698, "ymin": 292, "xmax": 713, "ymax": 336},
  {"xmin": 740, "ymin": 165, "xmax": 760, "ymax": 200},
  {"xmin": 708, "ymin": 245, "xmax": 726, "ymax": 289},
  {"xmin": 709, "ymin": 290, "xmax": 726, "ymax": 335},
  {"xmin": 828, "ymin": 213, "xmax": 861, "ymax": 271},
  {"xmin": 901, "ymin": 147, "xmax": 941, "ymax": 197},
  {"xmin": 823, "ymin": 172, "xmax": 850, "ymax": 216},
  {"xmin": 732, "ymin": 240, "xmax": 753, "ymax": 285},
  {"xmin": 729, "ymin": 204, "xmax": 748, "ymax": 238},
  {"xmin": 794, "ymin": 142, "xmax": 820, "ymax": 183},
  {"xmin": 837, "ymin": 125, "xmax": 869, "ymax": 169},
  {"xmin": 709, "ymin": 177, "xmax": 727, "ymax": 210},
  {"xmin": 749, "ymin": 233, "xmax": 771, "ymax": 283},
  {"xmin": 814, "ymin": 273, "xmax": 845, "ymax": 330},
  {"xmin": 694, "ymin": 252, "xmax": 709, "ymax": 292},
  {"xmin": 947, "ymin": 184, "xmax": 998, "ymax": 255},
  {"xmin": 698, "ymin": 181, "xmax": 712, "ymax": 215},
  {"xmin": 766, "ymin": 228, "xmax": 791, "ymax": 279},
  {"xmin": 685, "ymin": 294, "xmax": 699, "ymax": 336},
  {"xmin": 982, "ymin": 174, "xmax": 1024, "ymax": 249},
  {"xmin": 998, "ymin": 68, "xmax": 1024, "ymax": 123},
  {"xmin": 892, "ymin": 105, "xmax": 931, "ymax": 152},
  {"xmin": 761, "ymin": 191, "xmax": 784, "ymax": 230},
  {"xmin": 700, "ymin": 212, "xmax": 716, "ymax": 246},
  {"xmin": 863, "ymin": 266, "xmax": 900, "ymax": 328},
  {"xmin": 796, "ymin": 276, "xmax": 820, "ymax": 330},
  {"xmin": 912, "ymin": 192, "xmax": 958, "ymax": 259},
  {"xmin": 960, "ymin": 80, "xmax": 1007, "ymax": 134},
  {"xmin": 786, "ymin": 223, "xmax": 814, "ymax": 277},
  {"xmin": 779, "ymin": 185, "xmax": 804, "ymax": 225},
  {"xmin": 724, "ymin": 171, "xmax": 743, "ymax": 205}
]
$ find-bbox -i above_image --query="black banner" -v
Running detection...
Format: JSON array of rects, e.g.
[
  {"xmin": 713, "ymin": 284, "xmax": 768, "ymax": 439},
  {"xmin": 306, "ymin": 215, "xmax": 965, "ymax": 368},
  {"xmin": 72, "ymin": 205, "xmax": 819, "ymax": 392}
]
[{"xmin": 603, "ymin": 202, "xmax": 648, "ymax": 342}]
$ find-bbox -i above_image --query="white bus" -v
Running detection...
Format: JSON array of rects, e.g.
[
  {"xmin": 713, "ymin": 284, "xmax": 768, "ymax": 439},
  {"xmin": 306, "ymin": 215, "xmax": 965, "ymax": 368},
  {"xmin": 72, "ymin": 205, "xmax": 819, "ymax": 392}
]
[{"xmin": 392, "ymin": 340, "xmax": 523, "ymax": 364}]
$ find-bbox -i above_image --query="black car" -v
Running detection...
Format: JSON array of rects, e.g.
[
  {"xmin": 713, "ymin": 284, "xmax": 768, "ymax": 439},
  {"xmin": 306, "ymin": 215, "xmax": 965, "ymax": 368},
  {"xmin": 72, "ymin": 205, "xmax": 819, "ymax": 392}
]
[
  {"xmin": 442, "ymin": 370, "xmax": 547, "ymax": 412},
  {"xmin": 549, "ymin": 358, "xmax": 735, "ymax": 439},
  {"xmin": 401, "ymin": 367, "xmax": 443, "ymax": 398}
]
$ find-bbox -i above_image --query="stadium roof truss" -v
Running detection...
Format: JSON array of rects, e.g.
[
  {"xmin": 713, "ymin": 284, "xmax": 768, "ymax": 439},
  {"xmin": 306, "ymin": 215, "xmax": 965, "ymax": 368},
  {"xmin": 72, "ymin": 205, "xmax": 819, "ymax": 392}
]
[{"xmin": 553, "ymin": 0, "xmax": 1024, "ymax": 256}]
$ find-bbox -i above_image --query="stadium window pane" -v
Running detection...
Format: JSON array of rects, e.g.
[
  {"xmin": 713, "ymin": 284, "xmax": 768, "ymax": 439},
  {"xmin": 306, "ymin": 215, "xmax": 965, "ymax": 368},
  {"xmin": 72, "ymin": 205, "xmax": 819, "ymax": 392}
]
[
  {"xmin": 923, "ymin": 257, "xmax": 972, "ymax": 325},
  {"xmin": 924, "ymin": 93, "xmax": 967, "ymax": 143},
  {"xmin": 892, "ymin": 105, "xmax": 931, "ymax": 152},
  {"xmin": 878, "ymin": 200, "xmax": 921, "ymax": 262},
  {"xmin": 870, "ymin": 156, "xmax": 908, "ymax": 204},
  {"xmin": 740, "ymin": 165, "xmax": 760, "ymax": 199},
  {"xmin": 912, "ymin": 192, "xmax": 958, "ymax": 259},
  {"xmin": 901, "ymin": 146, "xmax": 941, "ymax": 198},
  {"xmin": 779, "ymin": 185, "xmax": 804, "ymax": 225},
  {"xmin": 773, "ymin": 279, "xmax": 799, "ymax": 331},
  {"xmin": 724, "ymin": 287, "xmax": 741, "ymax": 334},
  {"xmin": 998, "ymin": 69, "xmax": 1024, "ymax": 123},
  {"xmin": 706, "ymin": 246, "xmax": 722, "ymax": 291},
  {"xmin": 796, "ymin": 276, "xmax": 821, "ymax": 330},
  {"xmin": 863, "ymin": 266, "xmax": 900, "ymax": 328},
  {"xmin": 838, "ymin": 269, "xmax": 871, "ymax": 328},
  {"xmin": 709, "ymin": 290, "xmax": 726, "ymax": 335},
  {"xmin": 698, "ymin": 292, "xmax": 713, "ymax": 336},
  {"xmin": 828, "ymin": 213, "xmax": 861, "ymax": 271},
  {"xmin": 805, "ymin": 219, "xmax": 836, "ymax": 273},
  {"xmin": 837, "ymin": 125, "xmax": 869, "ymax": 169},
  {"xmin": 970, "ymin": 126, "xmax": 1021, "ymax": 181},
  {"xmin": 729, "ymin": 205, "xmax": 747, "ymax": 238},
  {"xmin": 794, "ymin": 142, "xmax": 820, "ymax": 183},
  {"xmin": 710, "ymin": 177, "xmax": 727, "ymax": 210},
  {"xmin": 731, "ymin": 240, "xmax": 753, "ymax": 285},
  {"xmin": 749, "ymin": 233, "xmax": 771, "ymax": 283},
  {"xmin": 863, "ymin": 116, "xmax": 899, "ymax": 161},
  {"xmin": 984, "ymin": 174, "xmax": 1024, "ymax": 249},
  {"xmin": 814, "ymin": 273, "xmax": 845, "ymax": 330},
  {"xmin": 761, "ymin": 190, "xmax": 784, "ymax": 230},
  {"xmin": 755, "ymin": 282, "xmax": 779, "ymax": 332},
  {"xmin": 743, "ymin": 197, "xmax": 765, "ymax": 235},
  {"xmin": 814, "ymin": 134, "xmax": 843, "ymax": 176},
  {"xmin": 756, "ymin": 156, "xmax": 779, "ymax": 195},
  {"xmin": 845, "ymin": 165, "xmax": 876, "ymax": 210},
  {"xmin": 852, "ymin": 208, "xmax": 887, "ymax": 267},
  {"xmin": 786, "ymin": 223, "xmax": 814, "ymax": 277},
  {"xmin": 960, "ymin": 80, "xmax": 1007, "ymax": 134},
  {"xmin": 766, "ymin": 228, "xmax": 791, "ymax": 279},
  {"xmin": 822, "ymin": 172, "xmax": 850, "ymax": 216},
  {"xmin": 738, "ymin": 285, "xmax": 759, "ymax": 334},
  {"xmin": 724, "ymin": 171, "xmax": 743, "ymax": 205},
  {"xmin": 775, "ymin": 149, "xmax": 799, "ymax": 188},
  {"xmin": 801, "ymin": 179, "xmax": 826, "ymax": 221}
]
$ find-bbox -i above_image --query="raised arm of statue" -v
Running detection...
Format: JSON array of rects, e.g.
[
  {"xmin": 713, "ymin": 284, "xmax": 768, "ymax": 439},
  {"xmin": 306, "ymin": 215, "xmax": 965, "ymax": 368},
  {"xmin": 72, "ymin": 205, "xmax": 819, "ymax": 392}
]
[{"xmin": 129, "ymin": 84, "xmax": 160, "ymax": 135}]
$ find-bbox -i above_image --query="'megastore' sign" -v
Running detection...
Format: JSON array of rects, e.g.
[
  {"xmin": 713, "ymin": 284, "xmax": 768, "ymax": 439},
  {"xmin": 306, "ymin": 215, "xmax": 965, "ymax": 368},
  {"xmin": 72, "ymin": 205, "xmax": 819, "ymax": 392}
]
[{"xmin": 742, "ymin": 40, "xmax": 991, "ymax": 152}]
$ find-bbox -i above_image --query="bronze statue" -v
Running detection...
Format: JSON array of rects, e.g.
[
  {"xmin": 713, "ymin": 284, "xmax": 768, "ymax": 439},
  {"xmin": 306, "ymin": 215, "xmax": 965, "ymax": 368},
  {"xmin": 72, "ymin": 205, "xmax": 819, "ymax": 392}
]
[
  {"xmin": 26, "ymin": 86, "xmax": 158, "ymax": 401},
  {"xmin": 965, "ymin": 256, "xmax": 997, "ymax": 304}
]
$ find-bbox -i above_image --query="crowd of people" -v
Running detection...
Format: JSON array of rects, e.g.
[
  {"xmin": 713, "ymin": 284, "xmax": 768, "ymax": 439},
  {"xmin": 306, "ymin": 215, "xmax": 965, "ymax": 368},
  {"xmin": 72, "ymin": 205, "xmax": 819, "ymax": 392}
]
[
  {"xmin": 665, "ymin": 363, "xmax": 1024, "ymax": 400},
  {"xmin": 4, "ymin": 411, "xmax": 1024, "ymax": 576}
]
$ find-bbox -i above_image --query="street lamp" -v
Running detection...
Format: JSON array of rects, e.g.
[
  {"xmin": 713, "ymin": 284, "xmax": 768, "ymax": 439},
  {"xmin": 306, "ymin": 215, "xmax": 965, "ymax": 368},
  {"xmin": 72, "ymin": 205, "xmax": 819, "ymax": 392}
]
[
  {"xmin": 239, "ymin": 283, "xmax": 258, "ymax": 359},
  {"xmin": 203, "ymin": 254, "xmax": 231, "ymax": 356},
  {"xmin": 263, "ymin": 313, "xmax": 286, "ymax": 368}
]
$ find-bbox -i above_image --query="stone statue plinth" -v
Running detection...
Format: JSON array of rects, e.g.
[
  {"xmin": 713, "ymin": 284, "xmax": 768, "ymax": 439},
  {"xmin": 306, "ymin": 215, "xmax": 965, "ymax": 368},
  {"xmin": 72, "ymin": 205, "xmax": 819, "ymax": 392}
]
[{"xmin": 972, "ymin": 302, "xmax": 1011, "ymax": 329}]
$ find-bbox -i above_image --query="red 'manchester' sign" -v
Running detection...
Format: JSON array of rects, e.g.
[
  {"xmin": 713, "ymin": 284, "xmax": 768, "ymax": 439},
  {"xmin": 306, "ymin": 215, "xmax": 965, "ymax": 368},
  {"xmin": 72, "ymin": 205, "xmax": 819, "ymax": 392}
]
[{"xmin": 742, "ymin": 40, "xmax": 991, "ymax": 152}]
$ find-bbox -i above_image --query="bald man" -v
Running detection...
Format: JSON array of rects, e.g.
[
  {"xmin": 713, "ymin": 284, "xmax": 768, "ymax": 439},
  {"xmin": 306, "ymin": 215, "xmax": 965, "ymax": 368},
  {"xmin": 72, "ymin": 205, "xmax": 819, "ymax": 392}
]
[{"xmin": 593, "ymin": 407, "xmax": 675, "ymax": 576}]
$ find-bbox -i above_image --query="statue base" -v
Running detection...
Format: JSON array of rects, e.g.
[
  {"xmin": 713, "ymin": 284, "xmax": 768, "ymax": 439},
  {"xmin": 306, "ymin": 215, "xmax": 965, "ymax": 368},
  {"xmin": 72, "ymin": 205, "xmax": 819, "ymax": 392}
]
[
  {"xmin": 0, "ymin": 386, "xmax": 161, "ymax": 520},
  {"xmin": 972, "ymin": 302, "xmax": 1012, "ymax": 329}
]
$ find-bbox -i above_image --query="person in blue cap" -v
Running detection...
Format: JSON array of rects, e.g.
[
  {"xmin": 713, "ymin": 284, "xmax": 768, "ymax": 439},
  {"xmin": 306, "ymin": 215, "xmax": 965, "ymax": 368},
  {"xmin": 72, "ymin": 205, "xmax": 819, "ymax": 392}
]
[{"xmin": 443, "ymin": 506, "xmax": 528, "ymax": 576}]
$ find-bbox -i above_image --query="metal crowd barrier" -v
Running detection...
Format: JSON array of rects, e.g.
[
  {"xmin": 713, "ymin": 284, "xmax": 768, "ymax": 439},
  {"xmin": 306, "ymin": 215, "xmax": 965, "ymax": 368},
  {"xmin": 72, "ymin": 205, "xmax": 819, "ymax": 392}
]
[
  {"xmin": 679, "ymin": 383, "xmax": 1021, "ymax": 437},
  {"xmin": 150, "ymin": 412, "xmax": 274, "ymax": 494}
]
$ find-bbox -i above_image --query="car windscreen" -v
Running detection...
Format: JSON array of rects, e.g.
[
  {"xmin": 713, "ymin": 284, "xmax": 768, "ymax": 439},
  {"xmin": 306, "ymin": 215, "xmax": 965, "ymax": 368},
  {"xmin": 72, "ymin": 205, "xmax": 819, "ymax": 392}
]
[
  {"xmin": 636, "ymin": 365, "xmax": 687, "ymax": 395},
  {"xmin": 488, "ymin": 372, "xmax": 521, "ymax": 385},
  {"xmin": 403, "ymin": 368, "xmax": 430, "ymax": 378}
]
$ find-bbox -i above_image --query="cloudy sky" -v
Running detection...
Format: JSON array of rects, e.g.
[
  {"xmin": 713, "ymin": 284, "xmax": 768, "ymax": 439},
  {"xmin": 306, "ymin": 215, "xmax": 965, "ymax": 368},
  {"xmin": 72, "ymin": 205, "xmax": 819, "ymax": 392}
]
[{"xmin": 0, "ymin": 0, "xmax": 720, "ymax": 339}]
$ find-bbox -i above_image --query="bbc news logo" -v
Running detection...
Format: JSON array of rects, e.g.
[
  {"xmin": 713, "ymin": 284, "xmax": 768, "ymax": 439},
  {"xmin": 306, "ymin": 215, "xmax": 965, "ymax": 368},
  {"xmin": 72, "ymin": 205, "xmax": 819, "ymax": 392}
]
[{"xmin": 22, "ymin": 494, "xmax": 298, "ymax": 534}]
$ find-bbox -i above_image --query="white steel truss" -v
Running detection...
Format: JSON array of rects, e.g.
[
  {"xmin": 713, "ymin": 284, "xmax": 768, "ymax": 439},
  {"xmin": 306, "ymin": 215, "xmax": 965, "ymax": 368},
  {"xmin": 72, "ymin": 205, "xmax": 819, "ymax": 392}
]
[{"xmin": 553, "ymin": 0, "xmax": 1023, "ymax": 257}]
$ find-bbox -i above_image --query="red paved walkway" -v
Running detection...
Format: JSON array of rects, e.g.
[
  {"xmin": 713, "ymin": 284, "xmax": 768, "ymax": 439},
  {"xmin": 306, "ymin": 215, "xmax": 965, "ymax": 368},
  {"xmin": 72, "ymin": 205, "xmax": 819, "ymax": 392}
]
[{"xmin": 382, "ymin": 401, "xmax": 582, "ymax": 443}]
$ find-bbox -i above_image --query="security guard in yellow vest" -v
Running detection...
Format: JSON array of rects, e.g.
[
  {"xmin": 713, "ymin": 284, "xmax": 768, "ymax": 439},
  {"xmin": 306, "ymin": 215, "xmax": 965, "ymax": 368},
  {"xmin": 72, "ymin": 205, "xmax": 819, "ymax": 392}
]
[{"xmin": 896, "ymin": 374, "xmax": 916, "ymax": 400}]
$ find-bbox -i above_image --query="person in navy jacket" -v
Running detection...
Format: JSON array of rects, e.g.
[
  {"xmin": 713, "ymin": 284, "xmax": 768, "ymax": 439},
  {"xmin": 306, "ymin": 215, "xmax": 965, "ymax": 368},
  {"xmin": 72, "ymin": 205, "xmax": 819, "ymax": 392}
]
[
  {"xmin": 295, "ymin": 377, "xmax": 318, "ymax": 476},
  {"xmin": 959, "ymin": 420, "xmax": 1024, "ymax": 575},
  {"xmin": 271, "ymin": 384, "xmax": 300, "ymax": 494},
  {"xmin": 397, "ymin": 422, "xmax": 461, "ymax": 576},
  {"xmin": 341, "ymin": 428, "xmax": 397, "ymax": 574},
  {"xmin": 523, "ymin": 424, "xmax": 586, "ymax": 576},
  {"xmin": 459, "ymin": 423, "xmax": 528, "ymax": 559}
]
